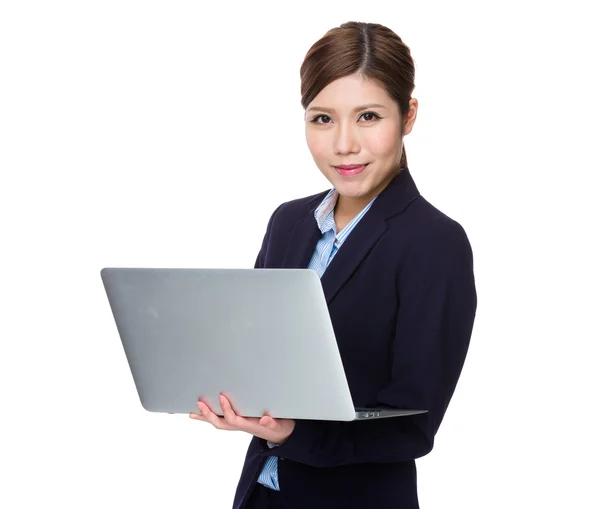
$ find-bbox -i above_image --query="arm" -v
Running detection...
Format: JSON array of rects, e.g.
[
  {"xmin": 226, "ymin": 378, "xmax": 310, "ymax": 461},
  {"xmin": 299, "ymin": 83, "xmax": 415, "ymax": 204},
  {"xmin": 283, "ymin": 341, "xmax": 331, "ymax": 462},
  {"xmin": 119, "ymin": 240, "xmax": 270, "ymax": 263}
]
[
  {"xmin": 254, "ymin": 203, "xmax": 284, "ymax": 269},
  {"xmin": 270, "ymin": 219, "xmax": 478, "ymax": 468}
]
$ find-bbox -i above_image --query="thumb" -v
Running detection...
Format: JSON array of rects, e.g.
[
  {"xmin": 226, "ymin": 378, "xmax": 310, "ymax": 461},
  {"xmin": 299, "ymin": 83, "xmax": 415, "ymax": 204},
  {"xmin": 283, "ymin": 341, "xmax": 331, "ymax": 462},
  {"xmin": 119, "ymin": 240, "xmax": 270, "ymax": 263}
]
[{"xmin": 260, "ymin": 416, "xmax": 278, "ymax": 429}]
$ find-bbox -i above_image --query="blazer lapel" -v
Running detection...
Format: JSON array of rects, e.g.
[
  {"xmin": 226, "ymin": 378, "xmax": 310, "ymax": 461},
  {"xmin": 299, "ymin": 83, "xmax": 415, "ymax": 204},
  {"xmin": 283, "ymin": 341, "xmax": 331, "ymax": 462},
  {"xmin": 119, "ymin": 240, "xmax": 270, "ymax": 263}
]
[
  {"xmin": 282, "ymin": 212, "xmax": 323, "ymax": 269},
  {"xmin": 281, "ymin": 168, "xmax": 421, "ymax": 305},
  {"xmin": 320, "ymin": 212, "xmax": 388, "ymax": 304}
]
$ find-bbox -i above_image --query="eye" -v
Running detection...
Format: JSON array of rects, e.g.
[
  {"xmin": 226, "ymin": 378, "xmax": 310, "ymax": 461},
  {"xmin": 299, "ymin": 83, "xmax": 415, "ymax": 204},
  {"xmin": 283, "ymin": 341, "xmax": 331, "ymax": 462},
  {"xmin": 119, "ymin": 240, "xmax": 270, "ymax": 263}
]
[
  {"xmin": 311, "ymin": 114, "xmax": 332, "ymax": 124},
  {"xmin": 309, "ymin": 111, "xmax": 381, "ymax": 124},
  {"xmin": 360, "ymin": 111, "xmax": 381, "ymax": 122}
]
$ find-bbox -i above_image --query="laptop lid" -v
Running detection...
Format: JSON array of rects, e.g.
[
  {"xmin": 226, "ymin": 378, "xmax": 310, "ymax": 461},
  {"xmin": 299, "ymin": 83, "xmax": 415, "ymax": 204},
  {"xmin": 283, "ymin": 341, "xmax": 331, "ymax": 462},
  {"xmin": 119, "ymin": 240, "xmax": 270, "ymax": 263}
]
[{"xmin": 101, "ymin": 267, "xmax": 360, "ymax": 421}]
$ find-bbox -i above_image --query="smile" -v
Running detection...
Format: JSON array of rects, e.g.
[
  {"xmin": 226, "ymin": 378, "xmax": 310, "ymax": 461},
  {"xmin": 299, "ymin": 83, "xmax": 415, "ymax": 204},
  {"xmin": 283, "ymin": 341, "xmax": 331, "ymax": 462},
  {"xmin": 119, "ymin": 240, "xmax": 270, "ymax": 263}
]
[{"xmin": 334, "ymin": 164, "xmax": 369, "ymax": 176}]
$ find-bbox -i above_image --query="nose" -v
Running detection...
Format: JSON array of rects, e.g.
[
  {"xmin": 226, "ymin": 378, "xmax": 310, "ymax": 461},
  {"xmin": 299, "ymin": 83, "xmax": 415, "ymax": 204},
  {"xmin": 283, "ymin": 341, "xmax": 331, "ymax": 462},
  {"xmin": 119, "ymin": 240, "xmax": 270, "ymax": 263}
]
[{"xmin": 333, "ymin": 121, "xmax": 360, "ymax": 155}]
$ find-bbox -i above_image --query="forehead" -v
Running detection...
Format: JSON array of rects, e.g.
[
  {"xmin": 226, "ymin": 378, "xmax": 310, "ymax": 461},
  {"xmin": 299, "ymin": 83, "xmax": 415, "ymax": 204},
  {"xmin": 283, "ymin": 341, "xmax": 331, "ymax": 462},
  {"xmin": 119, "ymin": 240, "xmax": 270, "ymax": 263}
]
[{"xmin": 308, "ymin": 74, "xmax": 394, "ymax": 111}]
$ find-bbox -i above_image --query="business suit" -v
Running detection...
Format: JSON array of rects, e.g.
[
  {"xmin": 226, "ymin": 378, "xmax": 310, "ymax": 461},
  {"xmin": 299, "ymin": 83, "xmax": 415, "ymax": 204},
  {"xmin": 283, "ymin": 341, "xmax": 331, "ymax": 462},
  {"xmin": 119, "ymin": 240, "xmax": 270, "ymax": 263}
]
[{"xmin": 233, "ymin": 167, "xmax": 477, "ymax": 509}]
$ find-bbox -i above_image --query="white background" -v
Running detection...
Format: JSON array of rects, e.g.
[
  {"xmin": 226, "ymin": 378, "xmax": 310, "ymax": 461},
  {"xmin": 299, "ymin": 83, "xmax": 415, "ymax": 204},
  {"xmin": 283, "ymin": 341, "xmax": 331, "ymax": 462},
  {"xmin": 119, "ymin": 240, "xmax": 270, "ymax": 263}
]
[{"xmin": 1, "ymin": 1, "xmax": 599, "ymax": 507}]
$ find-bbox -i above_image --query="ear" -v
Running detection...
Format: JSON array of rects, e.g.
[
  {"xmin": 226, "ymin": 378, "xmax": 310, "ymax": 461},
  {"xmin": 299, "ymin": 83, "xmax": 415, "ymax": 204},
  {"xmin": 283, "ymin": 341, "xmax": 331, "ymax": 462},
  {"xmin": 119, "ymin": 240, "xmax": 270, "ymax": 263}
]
[{"xmin": 402, "ymin": 98, "xmax": 419, "ymax": 136}]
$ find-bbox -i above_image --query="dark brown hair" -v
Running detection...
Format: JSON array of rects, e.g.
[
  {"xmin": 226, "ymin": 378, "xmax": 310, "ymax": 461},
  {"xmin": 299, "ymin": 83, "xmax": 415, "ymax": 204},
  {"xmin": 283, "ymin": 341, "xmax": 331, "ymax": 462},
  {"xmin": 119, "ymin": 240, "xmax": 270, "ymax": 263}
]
[{"xmin": 300, "ymin": 22, "xmax": 415, "ymax": 168}]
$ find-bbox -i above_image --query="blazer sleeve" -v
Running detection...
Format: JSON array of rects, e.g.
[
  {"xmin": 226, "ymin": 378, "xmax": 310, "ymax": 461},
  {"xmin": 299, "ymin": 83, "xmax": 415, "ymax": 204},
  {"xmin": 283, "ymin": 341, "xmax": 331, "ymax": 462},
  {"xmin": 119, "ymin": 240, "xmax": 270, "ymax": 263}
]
[
  {"xmin": 253, "ymin": 203, "xmax": 284, "ymax": 269},
  {"xmin": 268, "ymin": 218, "xmax": 478, "ymax": 468}
]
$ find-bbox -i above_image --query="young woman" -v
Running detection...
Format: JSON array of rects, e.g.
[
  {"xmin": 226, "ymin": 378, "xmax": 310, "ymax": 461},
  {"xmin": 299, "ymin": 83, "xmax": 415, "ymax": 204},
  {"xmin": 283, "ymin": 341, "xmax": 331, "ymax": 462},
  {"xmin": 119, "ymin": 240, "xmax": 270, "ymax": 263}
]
[{"xmin": 190, "ymin": 21, "xmax": 477, "ymax": 509}]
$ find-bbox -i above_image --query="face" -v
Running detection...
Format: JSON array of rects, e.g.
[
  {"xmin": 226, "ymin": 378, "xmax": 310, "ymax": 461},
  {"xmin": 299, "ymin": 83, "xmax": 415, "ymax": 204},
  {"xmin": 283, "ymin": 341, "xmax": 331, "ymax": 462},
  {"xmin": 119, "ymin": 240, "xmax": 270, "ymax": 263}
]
[{"xmin": 305, "ymin": 73, "xmax": 418, "ymax": 211}]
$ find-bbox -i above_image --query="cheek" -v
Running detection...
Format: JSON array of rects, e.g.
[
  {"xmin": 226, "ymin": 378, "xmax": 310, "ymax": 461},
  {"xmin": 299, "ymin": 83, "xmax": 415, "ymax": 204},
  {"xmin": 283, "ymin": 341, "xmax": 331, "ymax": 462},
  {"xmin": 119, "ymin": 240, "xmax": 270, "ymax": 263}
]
[
  {"xmin": 365, "ymin": 128, "xmax": 400, "ymax": 158},
  {"xmin": 305, "ymin": 131, "xmax": 328, "ymax": 160}
]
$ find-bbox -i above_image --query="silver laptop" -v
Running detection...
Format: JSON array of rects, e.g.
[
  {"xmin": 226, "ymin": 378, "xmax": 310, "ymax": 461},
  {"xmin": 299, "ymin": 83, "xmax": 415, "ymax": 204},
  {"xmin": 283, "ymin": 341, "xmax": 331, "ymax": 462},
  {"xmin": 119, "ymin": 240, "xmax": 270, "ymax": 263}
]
[{"xmin": 100, "ymin": 267, "xmax": 427, "ymax": 421}]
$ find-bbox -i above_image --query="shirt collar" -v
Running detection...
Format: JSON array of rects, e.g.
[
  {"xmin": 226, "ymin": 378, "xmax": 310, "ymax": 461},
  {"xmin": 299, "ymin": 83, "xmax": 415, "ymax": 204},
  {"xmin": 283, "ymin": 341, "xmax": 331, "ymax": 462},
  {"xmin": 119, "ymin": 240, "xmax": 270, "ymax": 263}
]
[{"xmin": 314, "ymin": 188, "xmax": 339, "ymax": 233}]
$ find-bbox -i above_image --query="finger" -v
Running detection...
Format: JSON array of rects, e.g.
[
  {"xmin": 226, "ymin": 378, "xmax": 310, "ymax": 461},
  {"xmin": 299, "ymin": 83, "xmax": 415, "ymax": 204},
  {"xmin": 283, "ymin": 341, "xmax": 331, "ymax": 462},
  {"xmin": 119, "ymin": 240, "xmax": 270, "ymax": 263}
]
[
  {"xmin": 189, "ymin": 412, "xmax": 206, "ymax": 421},
  {"xmin": 197, "ymin": 401, "xmax": 222, "ymax": 426},
  {"xmin": 219, "ymin": 394, "xmax": 246, "ymax": 429},
  {"xmin": 197, "ymin": 399, "xmax": 216, "ymax": 414},
  {"xmin": 197, "ymin": 401, "xmax": 236, "ymax": 430}
]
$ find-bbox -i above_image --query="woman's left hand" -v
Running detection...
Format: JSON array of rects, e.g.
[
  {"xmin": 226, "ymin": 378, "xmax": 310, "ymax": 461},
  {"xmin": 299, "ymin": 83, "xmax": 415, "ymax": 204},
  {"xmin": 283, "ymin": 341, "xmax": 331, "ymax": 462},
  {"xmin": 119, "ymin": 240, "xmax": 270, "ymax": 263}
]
[{"xmin": 189, "ymin": 393, "xmax": 295, "ymax": 445}]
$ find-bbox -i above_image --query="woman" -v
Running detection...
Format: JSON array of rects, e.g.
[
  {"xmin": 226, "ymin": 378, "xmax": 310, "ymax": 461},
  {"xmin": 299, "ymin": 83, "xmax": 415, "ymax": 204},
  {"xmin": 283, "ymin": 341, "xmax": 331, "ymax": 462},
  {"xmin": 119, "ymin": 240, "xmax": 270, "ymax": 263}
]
[{"xmin": 190, "ymin": 21, "xmax": 477, "ymax": 509}]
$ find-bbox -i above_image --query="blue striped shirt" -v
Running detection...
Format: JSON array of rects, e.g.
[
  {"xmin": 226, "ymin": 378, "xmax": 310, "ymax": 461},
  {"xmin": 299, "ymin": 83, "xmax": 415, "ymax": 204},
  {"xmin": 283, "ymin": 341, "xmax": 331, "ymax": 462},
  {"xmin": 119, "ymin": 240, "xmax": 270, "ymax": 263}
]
[{"xmin": 257, "ymin": 187, "xmax": 378, "ymax": 491}]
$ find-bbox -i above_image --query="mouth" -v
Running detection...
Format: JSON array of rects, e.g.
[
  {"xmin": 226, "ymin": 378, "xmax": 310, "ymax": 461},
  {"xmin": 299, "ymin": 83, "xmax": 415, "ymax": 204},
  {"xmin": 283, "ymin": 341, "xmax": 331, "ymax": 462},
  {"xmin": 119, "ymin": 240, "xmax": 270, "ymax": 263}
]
[{"xmin": 334, "ymin": 163, "xmax": 369, "ymax": 176}]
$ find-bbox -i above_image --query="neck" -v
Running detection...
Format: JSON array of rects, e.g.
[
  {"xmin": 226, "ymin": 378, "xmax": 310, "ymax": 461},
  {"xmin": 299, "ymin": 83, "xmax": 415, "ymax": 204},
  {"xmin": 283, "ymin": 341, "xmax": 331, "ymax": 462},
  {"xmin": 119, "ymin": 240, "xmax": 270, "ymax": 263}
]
[
  {"xmin": 334, "ymin": 194, "xmax": 372, "ymax": 220},
  {"xmin": 334, "ymin": 167, "xmax": 403, "ymax": 219}
]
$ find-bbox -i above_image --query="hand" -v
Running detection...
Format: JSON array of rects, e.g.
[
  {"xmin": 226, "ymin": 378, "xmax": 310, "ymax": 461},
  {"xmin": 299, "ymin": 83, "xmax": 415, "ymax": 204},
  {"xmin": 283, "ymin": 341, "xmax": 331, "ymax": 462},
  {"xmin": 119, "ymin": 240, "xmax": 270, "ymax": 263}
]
[{"xmin": 189, "ymin": 393, "xmax": 295, "ymax": 445}]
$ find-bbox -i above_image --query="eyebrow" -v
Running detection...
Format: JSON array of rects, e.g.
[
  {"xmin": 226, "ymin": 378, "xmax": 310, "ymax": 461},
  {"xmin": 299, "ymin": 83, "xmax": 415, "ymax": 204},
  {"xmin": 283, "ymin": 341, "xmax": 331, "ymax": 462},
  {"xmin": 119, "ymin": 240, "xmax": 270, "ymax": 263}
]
[{"xmin": 306, "ymin": 103, "xmax": 387, "ymax": 114}]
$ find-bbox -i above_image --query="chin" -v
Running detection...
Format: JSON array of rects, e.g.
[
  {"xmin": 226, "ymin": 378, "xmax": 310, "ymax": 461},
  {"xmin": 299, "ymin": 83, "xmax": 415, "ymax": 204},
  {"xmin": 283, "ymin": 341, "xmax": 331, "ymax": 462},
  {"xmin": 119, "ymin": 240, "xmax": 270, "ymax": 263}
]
[{"xmin": 336, "ymin": 186, "xmax": 371, "ymax": 199}]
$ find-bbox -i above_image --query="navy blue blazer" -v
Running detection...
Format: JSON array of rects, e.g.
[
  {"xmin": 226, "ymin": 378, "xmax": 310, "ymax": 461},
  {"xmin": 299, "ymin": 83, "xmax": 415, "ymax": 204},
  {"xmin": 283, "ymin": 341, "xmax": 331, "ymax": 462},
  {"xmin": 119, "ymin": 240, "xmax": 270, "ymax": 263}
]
[{"xmin": 233, "ymin": 168, "xmax": 477, "ymax": 509}]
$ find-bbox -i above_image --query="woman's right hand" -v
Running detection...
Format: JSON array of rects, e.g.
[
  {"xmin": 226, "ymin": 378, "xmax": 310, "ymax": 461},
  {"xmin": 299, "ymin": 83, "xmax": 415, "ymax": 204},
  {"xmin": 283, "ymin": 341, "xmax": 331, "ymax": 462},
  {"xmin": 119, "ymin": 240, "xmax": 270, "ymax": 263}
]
[{"xmin": 189, "ymin": 393, "xmax": 295, "ymax": 445}]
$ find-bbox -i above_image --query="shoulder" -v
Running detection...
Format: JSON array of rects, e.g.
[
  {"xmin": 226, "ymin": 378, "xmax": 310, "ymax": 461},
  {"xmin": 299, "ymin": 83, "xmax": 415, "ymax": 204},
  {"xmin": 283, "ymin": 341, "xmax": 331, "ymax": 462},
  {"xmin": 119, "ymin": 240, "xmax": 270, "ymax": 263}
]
[
  {"xmin": 385, "ymin": 197, "xmax": 476, "ymax": 295},
  {"xmin": 419, "ymin": 198, "xmax": 469, "ymax": 245},
  {"xmin": 394, "ymin": 195, "xmax": 471, "ymax": 248},
  {"xmin": 382, "ymin": 196, "xmax": 474, "ymax": 276}
]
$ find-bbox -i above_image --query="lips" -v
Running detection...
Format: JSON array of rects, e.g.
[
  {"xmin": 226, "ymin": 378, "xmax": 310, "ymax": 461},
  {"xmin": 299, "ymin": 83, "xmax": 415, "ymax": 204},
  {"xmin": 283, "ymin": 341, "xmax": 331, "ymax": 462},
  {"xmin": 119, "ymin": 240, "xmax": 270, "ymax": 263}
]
[
  {"xmin": 334, "ymin": 163, "xmax": 369, "ymax": 176},
  {"xmin": 335, "ymin": 164, "xmax": 367, "ymax": 170}
]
